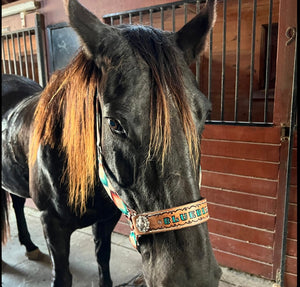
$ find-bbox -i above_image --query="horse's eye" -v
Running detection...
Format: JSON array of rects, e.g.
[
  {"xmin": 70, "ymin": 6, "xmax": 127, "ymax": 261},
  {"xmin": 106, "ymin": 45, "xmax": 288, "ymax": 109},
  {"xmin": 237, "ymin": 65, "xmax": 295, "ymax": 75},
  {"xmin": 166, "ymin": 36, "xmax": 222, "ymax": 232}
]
[{"xmin": 107, "ymin": 118, "xmax": 125, "ymax": 135}]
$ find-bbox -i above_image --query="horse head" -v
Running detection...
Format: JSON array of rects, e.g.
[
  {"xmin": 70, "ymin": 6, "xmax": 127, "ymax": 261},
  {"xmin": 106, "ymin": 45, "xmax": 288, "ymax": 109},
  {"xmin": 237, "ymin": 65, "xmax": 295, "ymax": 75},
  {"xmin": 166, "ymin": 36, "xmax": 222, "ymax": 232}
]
[{"xmin": 66, "ymin": 0, "xmax": 221, "ymax": 286}]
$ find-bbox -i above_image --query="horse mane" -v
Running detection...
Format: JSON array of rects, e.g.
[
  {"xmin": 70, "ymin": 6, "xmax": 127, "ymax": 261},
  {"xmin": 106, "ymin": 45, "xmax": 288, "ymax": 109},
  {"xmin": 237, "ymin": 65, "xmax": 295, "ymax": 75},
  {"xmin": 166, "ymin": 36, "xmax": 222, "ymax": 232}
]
[
  {"xmin": 29, "ymin": 50, "xmax": 103, "ymax": 214},
  {"xmin": 29, "ymin": 27, "xmax": 199, "ymax": 215},
  {"xmin": 122, "ymin": 26, "xmax": 200, "ymax": 166}
]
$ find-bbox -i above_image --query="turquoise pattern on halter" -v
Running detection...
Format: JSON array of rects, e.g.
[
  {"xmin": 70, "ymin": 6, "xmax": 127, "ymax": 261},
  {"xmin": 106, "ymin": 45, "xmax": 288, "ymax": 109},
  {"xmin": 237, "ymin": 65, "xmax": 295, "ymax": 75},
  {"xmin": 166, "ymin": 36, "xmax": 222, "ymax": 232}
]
[
  {"xmin": 98, "ymin": 157, "xmax": 138, "ymax": 249},
  {"xmin": 98, "ymin": 153, "xmax": 203, "ymax": 250},
  {"xmin": 99, "ymin": 161, "xmax": 129, "ymax": 216}
]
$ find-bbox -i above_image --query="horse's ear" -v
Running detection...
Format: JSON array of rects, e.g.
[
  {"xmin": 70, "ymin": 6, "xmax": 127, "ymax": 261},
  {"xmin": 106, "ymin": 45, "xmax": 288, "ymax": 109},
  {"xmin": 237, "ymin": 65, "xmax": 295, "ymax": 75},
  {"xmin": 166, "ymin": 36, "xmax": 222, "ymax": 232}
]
[
  {"xmin": 175, "ymin": 0, "xmax": 216, "ymax": 65},
  {"xmin": 65, "ymin": 0, "xmax": 118, "ymax": 59}
]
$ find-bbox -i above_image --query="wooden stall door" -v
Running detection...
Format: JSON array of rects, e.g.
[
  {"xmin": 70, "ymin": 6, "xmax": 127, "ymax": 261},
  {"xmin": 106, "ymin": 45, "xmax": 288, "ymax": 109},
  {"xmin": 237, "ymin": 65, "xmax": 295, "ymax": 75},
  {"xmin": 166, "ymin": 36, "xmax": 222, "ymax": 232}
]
[{"xmin": 202, "ymin": 0, "xmax": 297, "ymax": 285}]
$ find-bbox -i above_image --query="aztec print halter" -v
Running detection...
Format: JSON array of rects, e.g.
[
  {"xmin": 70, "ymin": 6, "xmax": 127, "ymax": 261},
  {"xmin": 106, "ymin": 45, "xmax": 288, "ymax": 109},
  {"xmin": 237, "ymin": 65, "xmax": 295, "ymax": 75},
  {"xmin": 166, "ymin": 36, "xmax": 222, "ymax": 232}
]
[{"xmin": 95, "ymin": 96, "xmax": 209, "ymax": 250}]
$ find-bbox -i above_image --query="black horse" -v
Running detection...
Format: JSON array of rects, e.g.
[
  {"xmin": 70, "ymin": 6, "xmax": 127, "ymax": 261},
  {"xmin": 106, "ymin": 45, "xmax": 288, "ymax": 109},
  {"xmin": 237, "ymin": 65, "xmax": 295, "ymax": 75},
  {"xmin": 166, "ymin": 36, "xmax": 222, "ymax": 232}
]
[
  {"xmin": 1, "ymin": 0, "xmax": 221, "ymax": 286},
  {"xmin": 1, "ymin": 75, "xmax": 43, "ymax": 258}
]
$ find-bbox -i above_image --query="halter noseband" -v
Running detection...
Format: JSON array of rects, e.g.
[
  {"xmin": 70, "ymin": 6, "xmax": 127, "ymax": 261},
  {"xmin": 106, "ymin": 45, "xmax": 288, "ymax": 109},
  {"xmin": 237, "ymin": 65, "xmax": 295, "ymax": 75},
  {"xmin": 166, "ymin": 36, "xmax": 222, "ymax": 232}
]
[{"xmin": 95, "ymin": 95, "xmax": 209, "ymax": 250}]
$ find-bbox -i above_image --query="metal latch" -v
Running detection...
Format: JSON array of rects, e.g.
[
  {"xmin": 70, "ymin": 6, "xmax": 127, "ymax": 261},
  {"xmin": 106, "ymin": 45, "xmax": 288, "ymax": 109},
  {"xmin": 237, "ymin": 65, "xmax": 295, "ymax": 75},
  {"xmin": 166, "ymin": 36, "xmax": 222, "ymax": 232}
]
[
  {"xmin": 272, "ymin": 269, "xmax": 281, "ymax": 287},
  {"xmin": 280, "ymin": 124, "xmax": 290, "ymax": 142}
]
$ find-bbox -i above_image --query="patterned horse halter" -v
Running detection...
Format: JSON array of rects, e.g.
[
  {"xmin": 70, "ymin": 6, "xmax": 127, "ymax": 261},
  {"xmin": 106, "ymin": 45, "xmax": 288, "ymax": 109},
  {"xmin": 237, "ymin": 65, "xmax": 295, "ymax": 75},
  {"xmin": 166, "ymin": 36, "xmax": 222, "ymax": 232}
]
[{"xmin": 95, "ymin": 93, "xmax": 209, "ymax": 250}]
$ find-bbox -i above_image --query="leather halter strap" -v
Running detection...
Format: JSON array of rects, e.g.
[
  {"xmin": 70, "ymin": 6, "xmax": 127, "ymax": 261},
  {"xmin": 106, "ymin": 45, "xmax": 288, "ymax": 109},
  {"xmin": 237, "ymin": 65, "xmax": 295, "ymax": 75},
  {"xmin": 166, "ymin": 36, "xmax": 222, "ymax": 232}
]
[
  {"xmin": 131, "ymin": 199, "xmax": 209, "ymax": 236},
  {"xmin": 95, "ymin": 96, "xmax": 209, "ymax": 250}
]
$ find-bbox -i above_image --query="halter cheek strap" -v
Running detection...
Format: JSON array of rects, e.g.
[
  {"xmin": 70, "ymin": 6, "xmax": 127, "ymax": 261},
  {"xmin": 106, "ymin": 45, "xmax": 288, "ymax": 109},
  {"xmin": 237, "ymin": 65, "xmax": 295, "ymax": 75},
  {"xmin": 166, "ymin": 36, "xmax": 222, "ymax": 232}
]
[
  {"xmin": 98, "ymin": 153, "xmax": 139, "ymax": 248},
  {"xmin": 95, "ymin": 97, "xmax": 140, "ymax": 248},
  {"xmin": 95, "ymin": 96, "xmax": 209, "ymax": 250}
]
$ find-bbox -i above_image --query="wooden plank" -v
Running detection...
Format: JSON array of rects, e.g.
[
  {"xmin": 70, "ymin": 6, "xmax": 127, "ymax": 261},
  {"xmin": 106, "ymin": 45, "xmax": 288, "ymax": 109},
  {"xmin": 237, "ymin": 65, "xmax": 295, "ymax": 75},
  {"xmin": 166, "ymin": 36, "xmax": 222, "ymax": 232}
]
[
  {"xmin": 202, "ymin": 187, "xmax": 277, "ymax": 214},
  {"xmin": 201, "ymin": 155, "xmax": 279, "ymax": 180},
  {"xmin": 202, "ymin": 125, "xmax": 281, "ymax": 144},
  {"xmin": 293, "ymin": 132, "xmax": 297, "ymax": 145},
  {"xmin": 291, "ymin": 148, "xmax": 297, "ymax": 167},
  {"xmin": 290, "ymin": 166, "xmax": 297, "ymax": 185},
  {"xmin": 273, "ymin": 0, "xmax": 297, "ymax": 125},
  {"xmin": 286, "ymin": 239, "xmax": 297, "ymax": 257},
  {"xmin": 201, "ymin": 171, "xmax": 277, "ymax": 197},
  {"xmin": 287, "ymin": 221, "xmax": 297, "ymax": 240},
  {"xmin": 114, "ymin": 220, "xmax": 130, "ymax": 236},
  {"xmin": 213, "ymin": 250, "xmax": 273, "ymax": 279},
  {"xmin": 201, "ymin": 139, "xmax": 280, "ymax": 162},
  {"xmin": 210, "ymin": 234, "xmax": 273, "ymax": 264},
  {"xmin": 285, "ymin": 255, "xmax": 297, "ymax": 274},
  {"xmin": 207, "ymin": 219, "xmax": 274, "ymax": 247},
  {"xmin": 119, "ymin": 214, "xmax": 128, "ymax": 224},
  {"xmin": 284, "ymin": 272, "xmax": 297, "ymax": 287},
  {"xmin": 2, "ymin": 0, "xmax": 36, "ymax": 9},
  {"xmin": 289, "ymin": 185, "xmax": 297, "ymax": 204},
  {"xmin": 208, "ymin": 203, "xmax": 275, "ymax": 231},
  {"xmin": 288, "ymin": 203, "xmax": 297, "ymax": 222}
]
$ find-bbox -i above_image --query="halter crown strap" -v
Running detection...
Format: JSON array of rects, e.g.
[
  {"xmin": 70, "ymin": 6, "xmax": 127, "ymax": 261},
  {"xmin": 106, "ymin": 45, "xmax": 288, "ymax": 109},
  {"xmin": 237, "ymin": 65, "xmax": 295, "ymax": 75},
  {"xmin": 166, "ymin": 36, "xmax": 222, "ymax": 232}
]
[{"xmin": 95, "ymin": 95, "xmax": 209, "ymax": 250}]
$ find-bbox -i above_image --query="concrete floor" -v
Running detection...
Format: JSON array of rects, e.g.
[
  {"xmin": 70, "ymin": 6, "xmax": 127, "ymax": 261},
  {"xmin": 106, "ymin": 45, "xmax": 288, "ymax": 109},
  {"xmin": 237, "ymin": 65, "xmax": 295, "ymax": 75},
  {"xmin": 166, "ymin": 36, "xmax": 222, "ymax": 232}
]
[{"xmin": 2, "ymin": 206, "xmax": 274, "ymax": 287}]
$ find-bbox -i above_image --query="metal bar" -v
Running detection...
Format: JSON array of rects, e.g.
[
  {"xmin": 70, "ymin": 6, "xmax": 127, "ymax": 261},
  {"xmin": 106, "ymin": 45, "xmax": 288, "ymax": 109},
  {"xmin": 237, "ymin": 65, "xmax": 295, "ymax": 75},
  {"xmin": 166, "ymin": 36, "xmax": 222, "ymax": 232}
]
[
  {"xmin": 103, "ymin": 0, "xmax": 205, "ymax": 19},
  {"xmin": 264, "ymin": 0, "xmax": 273, "ymax": 123},
  {"xmin": 248, "ymin": 0, "xmax": 257, "ymax": 122},
  {"xmin": 6, "ymin": 35, "xmax": 12, "ymax": 74},
  {"xmin": 35, "ymin": 14, "xmax": 47, "ymax": 87},
  {"xmin": 207, "ymin": 29, "xmax": 213, "ymax": 121},
  {"xmin": 196, "ymin": 61, "xmax": 200, "ymax": 86},
  {"xmin": 279, "ymin": 38, "xmax": 297, "ymax": 287},
  {"xmin": 195, "ymin": 0, "xmax": 200, "ymax": 84},
  {"xmin": 17, "ymin": 33, "xmax": 23, "ymax": 76},
  {"xmin": 207, "ymin": 120, "xmax": 273, "ymax": 126},
  {"xmin": 23, "ymin": 31, "xmax": 29, "ymax": 77},
  {"xmin": 28, "ymin": 31, "xmax": 35, "ymax": 81},
  {"xmin": 2, "ymin": 39, "xmax": 7, "ymax": 74},
  {"xmin": 129, "ymin": 13, "xmax": 132, "ymax": 24},
  {"xmin": 196, "ymin": 0, "xmax": 200, "ymax": 13},
  {"xmin": 221, "ymin": 0, "xmax": 227, "ymax": 121},
  {"xmin": 139, "ymin": 11, "xmax": 143, "ymax": 24},
  {"xmin": 11, "ymin": 34, "xmax": 18, "ymax": 74},
  {"xmin": 110, "ymin": 17, "xmax": 113, "ymax": 26},
  {"xmin": 160, "ymin": 7, "xmax": 164, "ymax": 30},
  {"xmin": 234, "ymin": 0, "xmax": 242, "ymax": 122},
  {"xmin": 184, "ymin": 3, "xmax": 187, "ymax": 24},
  {"xmin": 172, "ymin": 5, "xmax": 175, "ymax": 32},
  {"xmin": 150, "ymin": 9, "xmax": 153, "ymax": 26}
]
